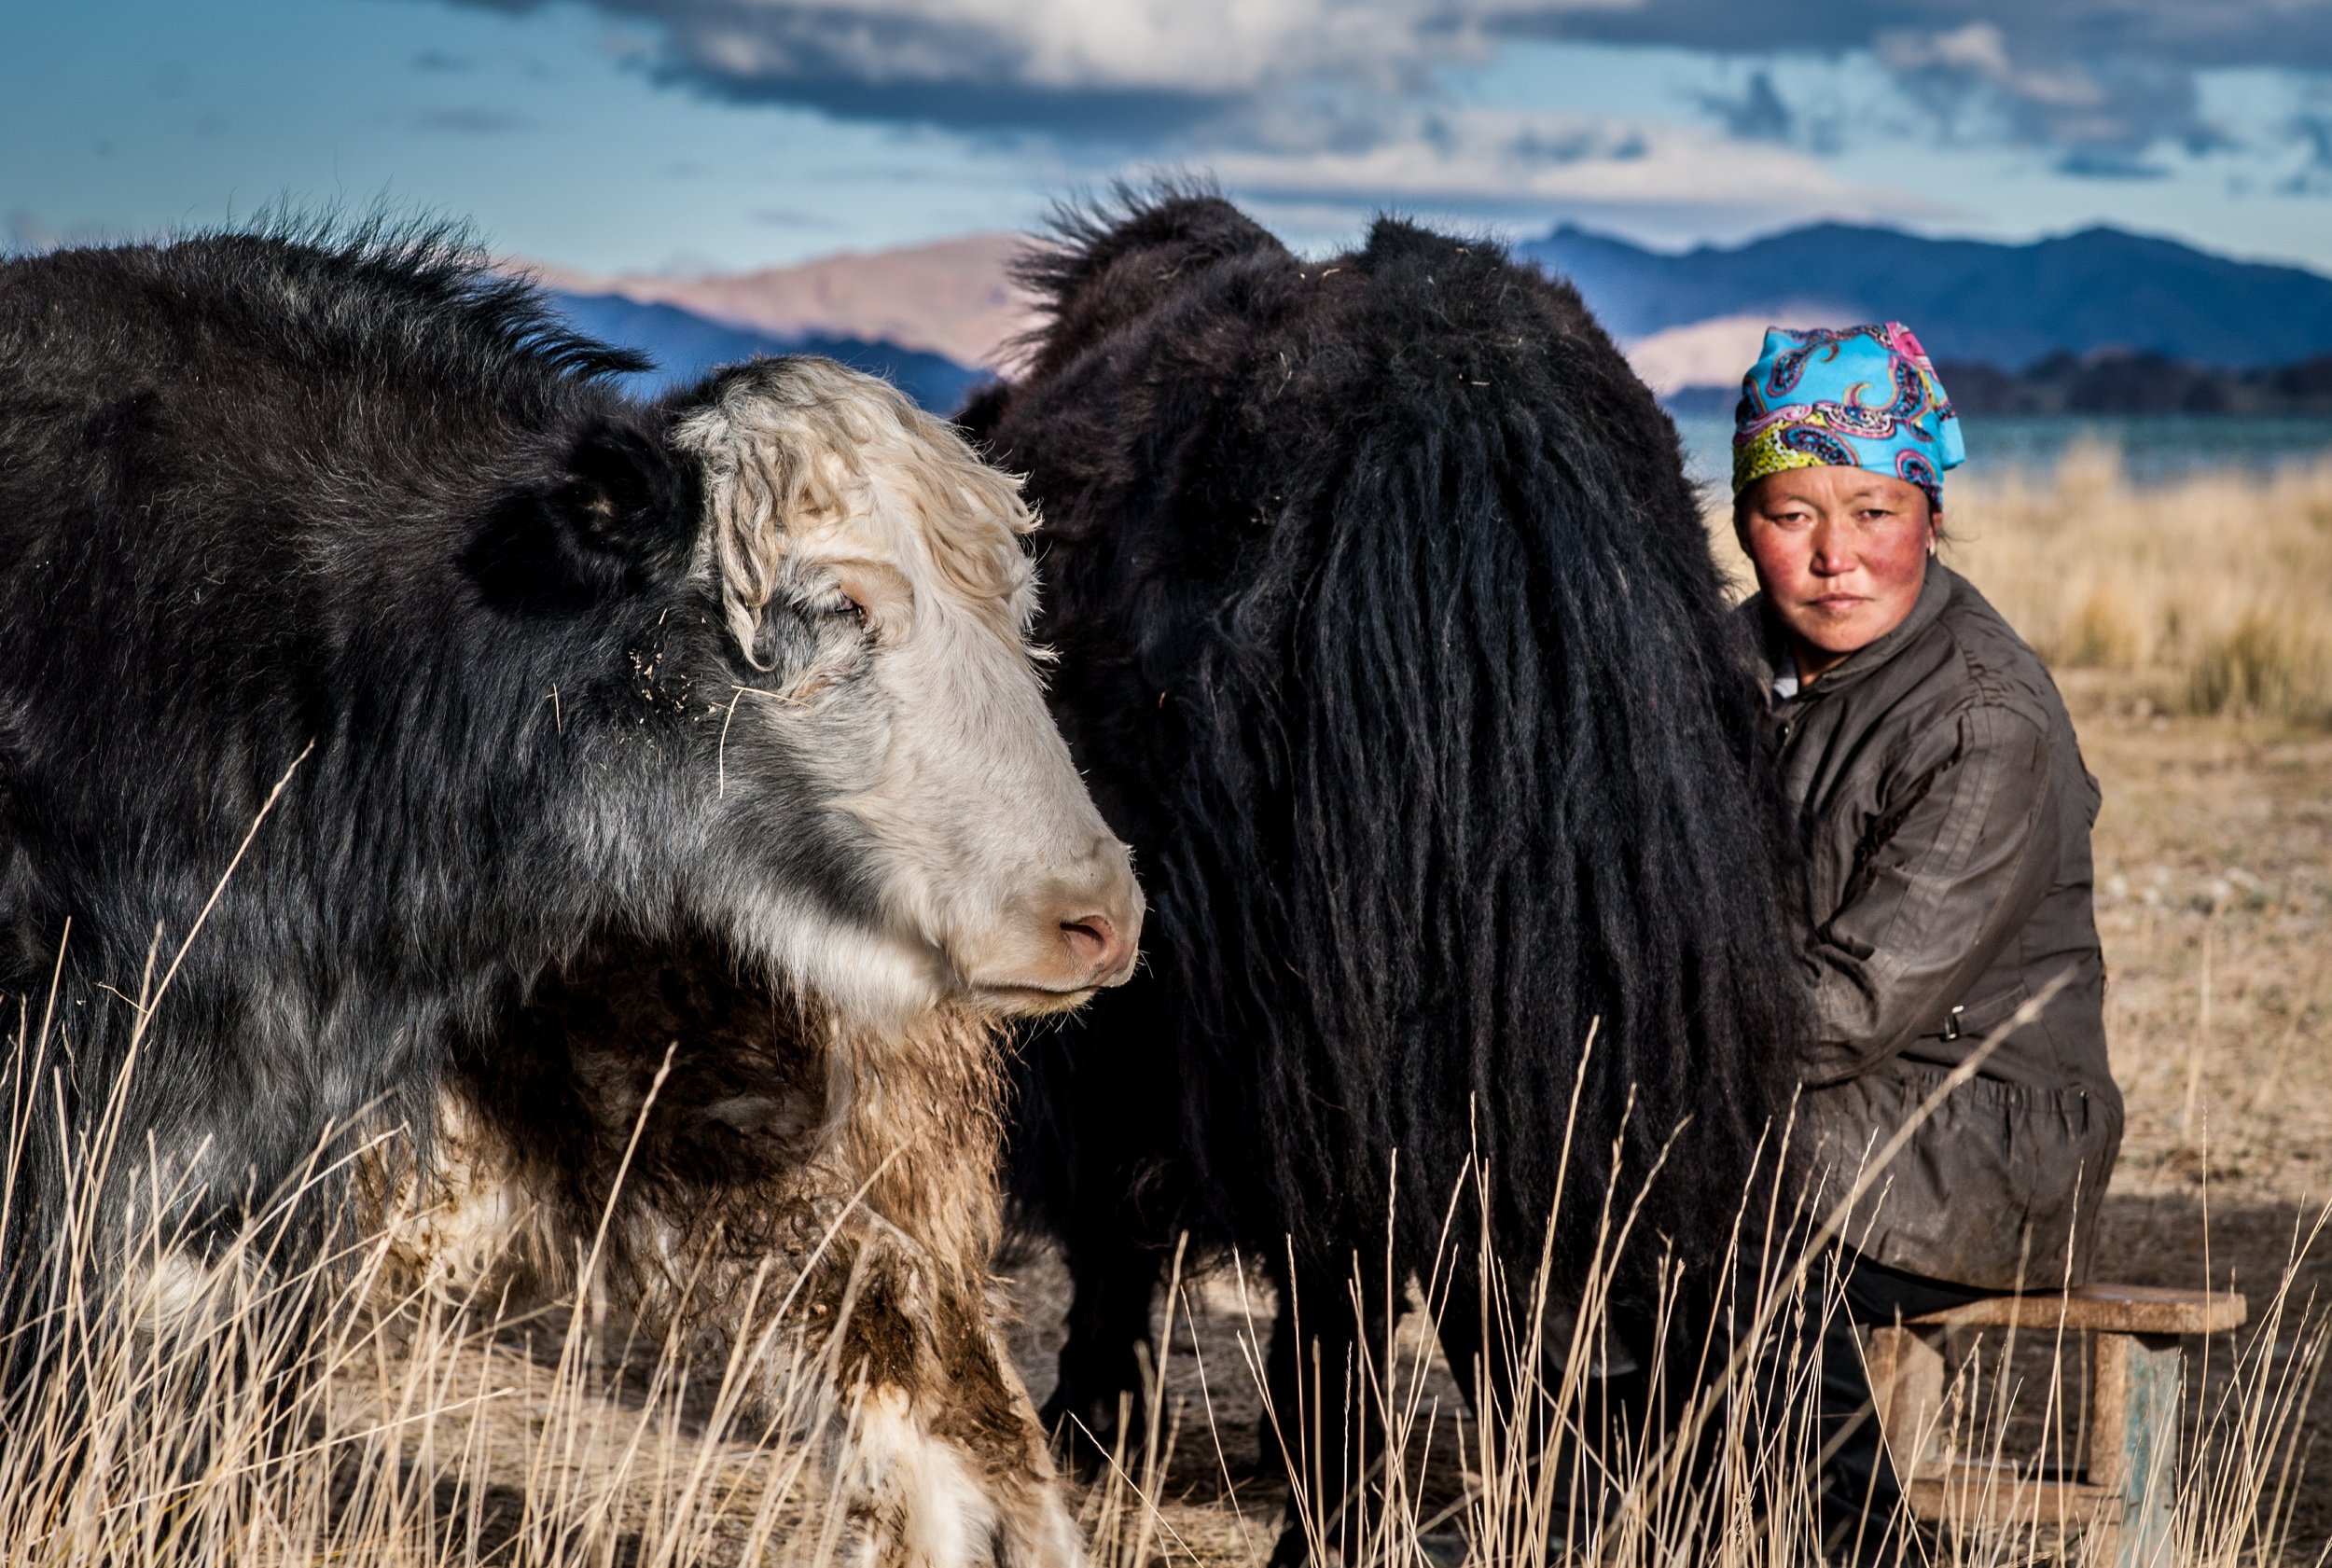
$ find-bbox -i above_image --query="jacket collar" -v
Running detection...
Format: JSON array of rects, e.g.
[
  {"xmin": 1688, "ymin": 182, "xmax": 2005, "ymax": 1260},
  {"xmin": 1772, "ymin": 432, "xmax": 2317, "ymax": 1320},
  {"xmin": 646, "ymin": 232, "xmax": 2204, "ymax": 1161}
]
[{"xmin": 1750, "ymin": 560, "xmax": 1956, "ymax": 706}]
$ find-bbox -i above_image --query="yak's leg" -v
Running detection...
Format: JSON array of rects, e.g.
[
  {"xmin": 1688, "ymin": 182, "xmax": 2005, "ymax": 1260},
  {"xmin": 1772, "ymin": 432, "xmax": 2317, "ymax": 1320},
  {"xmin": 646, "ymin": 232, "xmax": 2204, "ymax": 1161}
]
[
  {"xmin": 1433, "ymin": 1264, "xmax": 1568, "ymax": 1524},
  {"xmin": 827, "ymin": 1245, "xmax": 1084, "ymax": 1568},
  {"xmin": 1265, "ymin": 1249, "xmax": 1394, "ymax": 1568},
  {"xmin": 1433, "ymin": 1259, "xmax": 1662, "ymax": 1525},
  {"xmin": 1433, "ymin": 1260, "xmax": 1566, "ymax": 1511},
  {"xmin": 1041, "ymin": 1228, "xmax": 1161, "ymax": 1475},
  {"xmin": 1255, "ymin": 1288, "xmax": 1298, "ymax": 1484},
  {"xmin": 931, "ymin": 1282, "xmax": 1086, "ymax": 1568}
]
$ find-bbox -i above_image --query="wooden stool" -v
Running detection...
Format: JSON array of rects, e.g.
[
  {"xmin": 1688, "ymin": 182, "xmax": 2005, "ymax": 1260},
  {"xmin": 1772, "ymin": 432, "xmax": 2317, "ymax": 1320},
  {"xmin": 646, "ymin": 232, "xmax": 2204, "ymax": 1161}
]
[{"xmin": 1867, "ymin": 1284, "xmax": 2246, "ymax": 1568}]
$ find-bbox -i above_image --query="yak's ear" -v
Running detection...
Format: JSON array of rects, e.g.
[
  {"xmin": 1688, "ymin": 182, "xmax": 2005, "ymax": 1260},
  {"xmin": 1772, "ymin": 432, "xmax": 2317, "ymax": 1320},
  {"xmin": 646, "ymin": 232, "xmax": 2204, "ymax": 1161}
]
[
  {"xmin": 463, "ymin": 417, "xmax": 699, "ymax": 611},
  {"xmin": 552, "ymin": 418, "xmax": 698, "ymax": 569}
]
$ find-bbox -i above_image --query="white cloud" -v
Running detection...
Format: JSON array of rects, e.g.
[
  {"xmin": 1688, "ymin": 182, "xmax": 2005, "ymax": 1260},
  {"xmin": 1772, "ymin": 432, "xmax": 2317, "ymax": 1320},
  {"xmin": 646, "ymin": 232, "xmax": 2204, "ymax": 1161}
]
[
  {"xmin": 587, "ymin": 0, "xmax": 1617, "ymax": 105},
  {"xmin": 1206, "ymin": 107, "xmax": 1944, "ymax": 225},
  {"xmin": 447, "ymin": 0, "xmax": 1956, "ymax": 239}
]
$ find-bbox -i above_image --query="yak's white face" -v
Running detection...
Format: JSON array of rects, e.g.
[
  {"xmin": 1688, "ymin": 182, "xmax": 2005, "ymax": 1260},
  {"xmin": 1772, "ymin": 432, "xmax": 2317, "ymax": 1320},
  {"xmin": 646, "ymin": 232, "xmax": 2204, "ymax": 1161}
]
[{"xmin": 673, "ymin": 359, "xmax": 1141, "ymax": 1027}]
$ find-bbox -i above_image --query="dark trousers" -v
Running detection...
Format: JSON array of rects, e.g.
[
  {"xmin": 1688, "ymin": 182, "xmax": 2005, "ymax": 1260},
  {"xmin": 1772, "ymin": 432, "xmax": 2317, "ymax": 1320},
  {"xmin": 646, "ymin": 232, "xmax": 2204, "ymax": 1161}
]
[{"xmin": 1813, "ymin": 1249, "xmax": 1999, "ymax": 1561}]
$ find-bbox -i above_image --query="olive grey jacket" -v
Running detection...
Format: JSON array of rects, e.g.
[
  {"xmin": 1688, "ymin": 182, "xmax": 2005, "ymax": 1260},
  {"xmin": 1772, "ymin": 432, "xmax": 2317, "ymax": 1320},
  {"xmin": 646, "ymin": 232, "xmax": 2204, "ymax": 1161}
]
[{"xmin": 1750, "ymin": 563, "xmax": 2122, "ymax": 1289}]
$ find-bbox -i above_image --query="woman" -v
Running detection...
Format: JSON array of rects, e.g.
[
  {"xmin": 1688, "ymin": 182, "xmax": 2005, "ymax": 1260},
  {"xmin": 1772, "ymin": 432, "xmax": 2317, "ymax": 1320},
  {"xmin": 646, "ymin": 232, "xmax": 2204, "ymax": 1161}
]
[{"xmin": 1730, "ymin": 324, "xmax": 2124, "ymax": 1549}]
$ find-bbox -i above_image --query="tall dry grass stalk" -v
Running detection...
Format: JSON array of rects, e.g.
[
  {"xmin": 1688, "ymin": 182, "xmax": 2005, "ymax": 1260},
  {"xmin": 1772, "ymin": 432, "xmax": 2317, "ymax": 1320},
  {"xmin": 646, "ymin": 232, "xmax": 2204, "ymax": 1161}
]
[
  {"xmin": 6, "ymin": 832, "xmax": 2326, "ymax": 1566},
  {"xmin": 1094, "ymin": 1000, "xmax": 2325, "ymax": 1566},
  {"xmin": 1709, "ymin": 444, "xmax": 2332, "ymax": 727},
  {"xmin": 0, "ymin": 1116, "xmax": 846, "ymax": 1566},
  {"xmin": 1, "ymin": 1020, "xmax": 2322, "ymax": 1567},
  {"xmin": 1117, "ymin": 1181, "xmax": 2328, "ymax": 1568}
]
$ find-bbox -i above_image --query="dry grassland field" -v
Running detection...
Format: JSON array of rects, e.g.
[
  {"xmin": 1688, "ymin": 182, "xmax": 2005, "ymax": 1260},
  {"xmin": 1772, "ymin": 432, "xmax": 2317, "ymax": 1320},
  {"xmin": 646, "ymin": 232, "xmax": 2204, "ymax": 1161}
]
[{"xmin": 4, "ymin": 444, "xmax": 2330, "ymax": 1567}]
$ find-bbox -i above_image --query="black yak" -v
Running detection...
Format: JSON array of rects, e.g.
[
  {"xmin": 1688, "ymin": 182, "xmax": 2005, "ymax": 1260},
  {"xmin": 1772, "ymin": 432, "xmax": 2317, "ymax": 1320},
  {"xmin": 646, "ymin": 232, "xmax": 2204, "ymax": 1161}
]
[
  {"xmin": 962, "ymin": 195, "xmax": 1809, "ymax": 1555},
  {"xmin": 0, "ymin": 226, "xmax": 1138, "ymax": 1567}
]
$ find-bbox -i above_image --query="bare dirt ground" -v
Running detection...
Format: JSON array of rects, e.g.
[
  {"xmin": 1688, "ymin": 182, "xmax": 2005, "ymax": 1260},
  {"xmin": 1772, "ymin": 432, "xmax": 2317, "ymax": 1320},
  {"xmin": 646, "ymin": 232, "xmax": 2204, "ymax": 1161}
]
[
  {"xmin": 2076, "ymin": 692, "xmax": 2332, "ymax": 1556},
  {"xmin": 999, "ymin": 691, "xmax": 2332, "ymax": 1564}
]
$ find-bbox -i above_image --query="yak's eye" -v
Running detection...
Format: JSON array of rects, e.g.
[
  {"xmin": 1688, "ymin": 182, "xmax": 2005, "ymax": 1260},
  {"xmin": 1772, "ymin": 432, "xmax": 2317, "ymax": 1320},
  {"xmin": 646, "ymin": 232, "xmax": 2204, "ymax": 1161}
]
[{"xmin": 815, "ymin": 590, "xmax": 867, "ymax": 630}]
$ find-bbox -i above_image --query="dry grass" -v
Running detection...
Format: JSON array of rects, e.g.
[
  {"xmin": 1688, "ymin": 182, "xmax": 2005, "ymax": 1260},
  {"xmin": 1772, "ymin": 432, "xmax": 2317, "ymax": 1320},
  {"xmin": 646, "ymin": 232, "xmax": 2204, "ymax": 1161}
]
[
  {"xmin": 0, "ymin": 1127, "xmax": 848, "ymax": 1566},
  {"xmin": 8, "ymin": 966, "xmax": 2326, "ymax": 1567}
]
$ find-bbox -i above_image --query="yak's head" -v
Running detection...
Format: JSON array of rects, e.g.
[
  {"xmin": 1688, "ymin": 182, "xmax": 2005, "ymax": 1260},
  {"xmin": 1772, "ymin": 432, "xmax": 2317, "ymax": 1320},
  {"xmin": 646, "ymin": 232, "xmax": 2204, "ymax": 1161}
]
[
  {"xmin": 656, "ymin": 358, "xmax": 1142, "ymax": 1026},
  {"xmin": 466, "ymin": 354, "xmax": 1141, "ymax": 1028}
]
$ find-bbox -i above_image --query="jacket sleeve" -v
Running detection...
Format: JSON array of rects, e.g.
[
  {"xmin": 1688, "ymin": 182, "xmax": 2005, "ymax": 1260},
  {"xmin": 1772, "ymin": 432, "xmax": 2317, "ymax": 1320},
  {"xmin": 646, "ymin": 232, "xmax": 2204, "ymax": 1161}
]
[{"xmin": 1801, "ymin": 701, "xmax": 2061, "ymax": 1086}]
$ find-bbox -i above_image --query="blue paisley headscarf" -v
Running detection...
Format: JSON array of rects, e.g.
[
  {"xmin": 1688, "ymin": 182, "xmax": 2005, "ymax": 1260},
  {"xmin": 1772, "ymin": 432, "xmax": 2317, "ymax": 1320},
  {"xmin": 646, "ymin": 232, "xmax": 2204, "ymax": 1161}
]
[{"xmin": 1732, "ymin": 323, "xmax": 1964, "ymax": 509}]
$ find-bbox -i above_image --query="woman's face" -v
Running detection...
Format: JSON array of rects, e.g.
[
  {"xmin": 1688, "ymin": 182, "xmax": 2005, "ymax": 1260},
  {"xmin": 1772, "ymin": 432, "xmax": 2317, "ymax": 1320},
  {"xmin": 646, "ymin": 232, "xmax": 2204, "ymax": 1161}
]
[{"xmin": 1735, "ymin": 466, "xmax": 1938, "ymax": 683}]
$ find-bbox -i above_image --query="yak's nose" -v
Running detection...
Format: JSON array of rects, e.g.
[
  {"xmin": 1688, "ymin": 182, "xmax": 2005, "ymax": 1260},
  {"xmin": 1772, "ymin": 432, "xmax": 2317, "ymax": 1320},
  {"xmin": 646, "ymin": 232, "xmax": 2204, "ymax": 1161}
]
[
  {"xmin": 955, "ymin": 839, "xmax": 1144, "ymax": 1012},
  {"xmin": 1045, "ymin": 835, "xmax": 1143, "ymax": 989},
  {"xmin": 1056, "ymin": 908, "xmax": 1137, "ymax": 986}
]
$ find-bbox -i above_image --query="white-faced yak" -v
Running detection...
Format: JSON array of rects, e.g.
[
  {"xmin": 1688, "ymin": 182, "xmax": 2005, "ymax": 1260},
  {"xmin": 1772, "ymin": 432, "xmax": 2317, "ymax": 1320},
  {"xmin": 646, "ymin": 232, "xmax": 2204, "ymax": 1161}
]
[
  {"xmin": 0, "ymin": 227, "xmax": 1139, "ymax": 1568},
  {"xmin": 962, "ymin": 194, "xmax": 1810, "ymax": 1561}
]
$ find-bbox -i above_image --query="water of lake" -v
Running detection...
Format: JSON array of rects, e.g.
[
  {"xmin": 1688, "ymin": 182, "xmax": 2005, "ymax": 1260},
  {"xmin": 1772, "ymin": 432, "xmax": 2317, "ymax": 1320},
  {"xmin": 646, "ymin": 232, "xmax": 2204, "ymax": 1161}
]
[{"xmin": 1671, "ymin": 414, "xmax": 2332, "ymax": 491}]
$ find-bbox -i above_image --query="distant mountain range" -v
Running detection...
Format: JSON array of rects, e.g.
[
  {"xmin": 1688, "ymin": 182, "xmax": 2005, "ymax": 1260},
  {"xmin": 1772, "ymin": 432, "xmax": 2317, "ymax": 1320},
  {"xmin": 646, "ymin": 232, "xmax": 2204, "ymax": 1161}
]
[
  {"xmin": 548, "ymin": 290, "xmax": 984, "ymax": 412},
  {"xmin": 1517, "ymin": 223, "xmax": 2332, "ymax": 376},
  {"xmin": 535, "ymin": 219, "xmax": 2332, "ymax": 413},
  {"xmin": 527, "ymin": 233, "xmax": 1031, "ymax": 366}
]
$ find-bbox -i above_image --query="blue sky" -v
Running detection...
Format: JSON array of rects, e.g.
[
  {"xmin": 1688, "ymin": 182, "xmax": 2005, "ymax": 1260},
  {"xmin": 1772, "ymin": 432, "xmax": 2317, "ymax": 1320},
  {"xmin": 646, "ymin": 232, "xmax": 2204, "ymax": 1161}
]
[{"xmin": 9, "ymin": 0, "xmax": 2332, "ymax": 276}]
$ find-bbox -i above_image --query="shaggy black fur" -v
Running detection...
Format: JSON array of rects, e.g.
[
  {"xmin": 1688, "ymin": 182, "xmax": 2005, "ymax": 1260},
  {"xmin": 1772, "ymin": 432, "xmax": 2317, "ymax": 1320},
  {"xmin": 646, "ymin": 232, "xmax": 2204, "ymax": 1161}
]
[
  {"xmin": 0, "ymin": 226, "xmax": 879, "ymax": 1395},
  {"xmin": 966, "ymin": 195, "xmax": 1810, "ymax": 1542}
]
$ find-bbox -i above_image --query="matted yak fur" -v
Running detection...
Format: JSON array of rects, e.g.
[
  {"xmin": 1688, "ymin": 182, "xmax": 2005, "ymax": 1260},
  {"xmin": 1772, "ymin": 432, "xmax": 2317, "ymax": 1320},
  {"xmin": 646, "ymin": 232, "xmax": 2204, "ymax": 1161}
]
[
  {"xmin": 683, "ymin": 356, "xmax": 1041, "ymax": 663},
  {"xmin": 0, "ymin": 225, "xmax": 1115, "ymax": 1568},
  {"xmin": 965, "ymin": 194, "xmax": 1810, "ymax": 1511},
  {"xmin": 386, "ymin": 944, "xmax": 1077, "ymax": 1568}
]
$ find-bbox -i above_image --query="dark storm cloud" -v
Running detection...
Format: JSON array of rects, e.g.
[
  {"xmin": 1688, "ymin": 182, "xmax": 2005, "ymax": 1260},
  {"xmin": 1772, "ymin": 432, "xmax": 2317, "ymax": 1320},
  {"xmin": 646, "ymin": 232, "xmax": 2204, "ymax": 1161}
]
[
  {"xmin": 1529, "ymin": 1, "xmax": 2332, "ymax": 72},
  {"xmin": 1695, "ymin": 70, "xmax": 1793, "ymax": 143},
  {"xmin": 1528, "ymin": 2, "xmax": 2332, "ymax": 171},
  {"xmin": 440, "ymin": 0, "xmax": 1344, "ymax": 137},
  {"xmin": 654, "ymin": 67, "xmax": 1225, "ymax": 140},
  {"xmin": 2052, "ymin": 149, "xmax": 2171, "ymax": 180},
  {"xmin": 2283, "ymin": 114, "xmax": 2332, "ymax": 194},
  {"xmin": 433, "ymin": 0, "xmax": 2332, "ymax": 175},
  {"xmin": 1870, "ymin": 22, "xmax": 2226, "ymax": 165}
]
